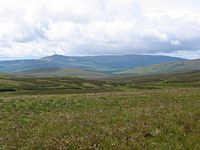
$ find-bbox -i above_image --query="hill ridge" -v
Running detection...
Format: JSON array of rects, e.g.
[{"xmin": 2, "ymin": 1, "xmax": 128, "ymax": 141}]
[{"xmin": 0, "ymin": 54, "xmax": 185, "ymax": 73}]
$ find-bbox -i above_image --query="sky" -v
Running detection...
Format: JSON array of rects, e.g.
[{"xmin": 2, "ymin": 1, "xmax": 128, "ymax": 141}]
[{"xmin": 0, "ymin": 0, "xmax": 200, "ymax": 59}]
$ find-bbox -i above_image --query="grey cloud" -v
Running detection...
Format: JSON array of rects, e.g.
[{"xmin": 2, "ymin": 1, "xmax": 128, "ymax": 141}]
[{"xmin": 0, "ymin": 0, "xmax": 200, "ymax": 59}]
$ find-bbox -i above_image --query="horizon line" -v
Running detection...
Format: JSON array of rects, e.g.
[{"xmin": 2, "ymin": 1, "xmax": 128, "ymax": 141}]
[{"xmin": 0, "ymin": 53, "xmax": 192, "ymax": 61}]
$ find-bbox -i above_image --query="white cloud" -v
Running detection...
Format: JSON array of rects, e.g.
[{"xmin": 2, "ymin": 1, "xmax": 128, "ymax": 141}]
[
  {"xmin": 154, "ymin": 50, "xmax": 200, "ymax": 59},
  {"xmin": 171, "ymin": 40, "xmax": 182, "ymax": 46},
  {"xmin": 0, "ymin": 0, "xmax": 200, "ymax": 59}
]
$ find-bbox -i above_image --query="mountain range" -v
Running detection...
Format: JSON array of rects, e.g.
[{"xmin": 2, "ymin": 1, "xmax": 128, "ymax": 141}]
[
  {"xmin": 0, "ymin": 54, "xmax": 184, "ymax": 72},
  {"xmin": 0, "ymin": 54, "xmax": 200, "ymax": 78}
]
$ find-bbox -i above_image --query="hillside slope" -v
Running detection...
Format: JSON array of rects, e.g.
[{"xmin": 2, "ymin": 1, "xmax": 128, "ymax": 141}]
[
  {"xmin": 116, "ymin": 59, "xmax": 200, "ymax": 75},
  {"xmin": 17, "ymin": 68, "xmax": 108, "ymax": 79}
]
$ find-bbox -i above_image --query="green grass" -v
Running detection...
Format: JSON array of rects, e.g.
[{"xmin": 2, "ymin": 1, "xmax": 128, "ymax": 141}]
[
  {"xmin": 0, "ymin": 72, "xmax": 200, "ymax": 149},
  {"xmin": 0, "ymin": 76, "xmax": 119, "ymax": 95},
  {"xmin": 1, "ymin": 89, "xmax": 200, "ymax": 149},
  {"xmin": 17, "ymin": 68, "xmax": 109, "ymax": 79}
]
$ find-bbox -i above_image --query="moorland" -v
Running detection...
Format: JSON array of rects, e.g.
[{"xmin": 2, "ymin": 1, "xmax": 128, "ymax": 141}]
[{"xmin": 1, "ymin": 71, "xmax": 200, "ymax": 149}]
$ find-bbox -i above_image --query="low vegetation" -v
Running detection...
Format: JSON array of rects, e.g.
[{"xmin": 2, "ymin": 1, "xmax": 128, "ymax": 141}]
[
  {"xmin": 0, "ymin": 72, "xmax": 200, "ymax": 149},
  {"xmin": 18, "ymin": 68, "xmax": 109, "ymax": 79}
]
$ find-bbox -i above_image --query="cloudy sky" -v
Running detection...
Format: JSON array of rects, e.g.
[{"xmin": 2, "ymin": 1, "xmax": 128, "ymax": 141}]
[{"xmin": 0, "ymin": 0, "xmax": 200, "ymax": 59}]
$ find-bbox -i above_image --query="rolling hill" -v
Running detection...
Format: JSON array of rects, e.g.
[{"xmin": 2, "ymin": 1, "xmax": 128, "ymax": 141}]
[
  {"xmin": 17, "ymin": 68, "xmax": 109, "ymax": 79},
  {"xmin": 116, "ymin": 59, "xmax": 200, "ymax": 76},
  {"xmin": 0, "ymin": 54, "xmax": 185, "ymax": 73}
]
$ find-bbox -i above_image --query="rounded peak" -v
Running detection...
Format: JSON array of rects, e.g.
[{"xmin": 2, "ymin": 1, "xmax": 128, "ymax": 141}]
[
  {"xmin": 39, "ymin": 54, "xmax": 67, "ymax": 60},
  {"xmin": 49, "ymin": 54, "xmax": 66, "ymax": 58}
]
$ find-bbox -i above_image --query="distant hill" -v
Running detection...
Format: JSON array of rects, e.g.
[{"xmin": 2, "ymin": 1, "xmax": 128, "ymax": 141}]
[
  {"xmin": 116, "ymin": 59, "xmax": 200, "ymax": 76},
  {"xmin": 0, "ymin": 54, "xmax": 185, "ymax": 73}
]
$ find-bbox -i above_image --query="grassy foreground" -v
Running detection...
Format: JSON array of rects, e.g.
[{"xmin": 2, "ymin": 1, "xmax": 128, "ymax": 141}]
[
  {"xmin": 1, "ymin": 72, "xmax": 200, "ymax": 149},
  {"xmin": 1, "ymin": 87, "xmax": 200, "ymax": 149}
]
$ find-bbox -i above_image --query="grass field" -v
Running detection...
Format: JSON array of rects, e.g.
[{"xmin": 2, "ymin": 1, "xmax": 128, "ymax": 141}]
[{"xmin": 1, "ymin": 72, "xmax": 200, "ymax": 149}]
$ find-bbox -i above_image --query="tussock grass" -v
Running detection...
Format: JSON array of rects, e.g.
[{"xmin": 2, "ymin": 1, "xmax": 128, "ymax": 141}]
[
  {"xmin": 1, "ymin": 72, "xmax": 200, "ymax": 149},
  {"xmin": 1, "ymin": 88, "xmax": 200, "ymax": 149}
]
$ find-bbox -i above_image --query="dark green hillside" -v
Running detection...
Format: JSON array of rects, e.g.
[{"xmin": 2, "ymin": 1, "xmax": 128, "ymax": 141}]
[
  {"xmin": 17, "ymin": 68, "xmax": 109, "ymax": 79},
  {"xmin": 116, "ymin": 59, "xmax": 200, "ymax": 76},
  {"xmin": 0, "ymin": 76, "xmax": 115, "ymax": 95},
  {"xmin": 109, "ymin": 71, "xmax": 200, "ymax": 89},
  {"xmin": 1, "ymin": 70, "xmax": 200, "ymax": 95}
]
